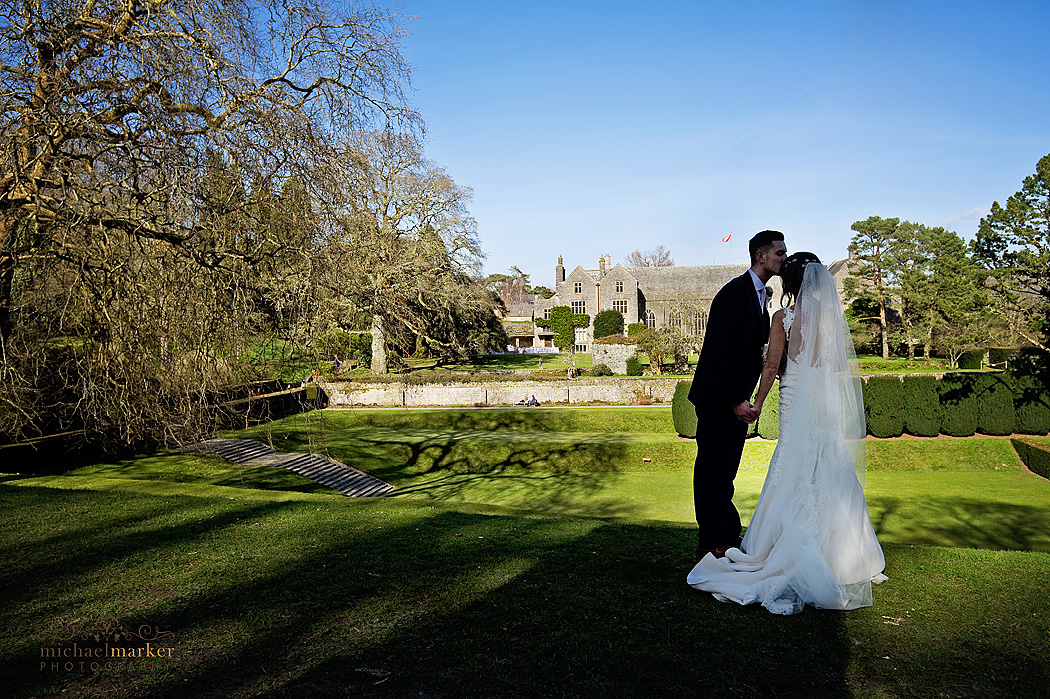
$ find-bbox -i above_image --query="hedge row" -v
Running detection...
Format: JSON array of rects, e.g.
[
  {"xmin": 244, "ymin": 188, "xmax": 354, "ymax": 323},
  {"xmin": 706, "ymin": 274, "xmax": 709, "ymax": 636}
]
[
  {"xmin": 1011, "ymin": 438, "xmax": 1050, "ymax": 479},
  {"xmin": 866, "ymin": 373, "xmax": 1046, "ymax": 438},
  {"xmin": 671, "ymin": 372, "xmax": 1050, "ymax": 438}
]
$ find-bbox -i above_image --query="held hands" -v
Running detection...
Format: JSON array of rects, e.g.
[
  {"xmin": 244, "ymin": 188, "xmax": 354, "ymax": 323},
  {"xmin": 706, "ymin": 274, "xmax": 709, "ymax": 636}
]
[{"xmin": 733, "ymin": 400, "xmax": 761, "ymax": 424}]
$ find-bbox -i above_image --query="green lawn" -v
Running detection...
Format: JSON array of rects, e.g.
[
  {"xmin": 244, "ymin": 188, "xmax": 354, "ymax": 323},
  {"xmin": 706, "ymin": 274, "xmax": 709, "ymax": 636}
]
[{"xmin": 3, "ymin": 407, "xmax": 1050, "ymax": 698}]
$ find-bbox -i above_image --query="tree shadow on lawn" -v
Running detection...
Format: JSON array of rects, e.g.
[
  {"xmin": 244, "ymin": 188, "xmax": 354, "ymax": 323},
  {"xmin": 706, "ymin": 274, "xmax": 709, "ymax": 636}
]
[{"xmin": 6, "ymin": 488, "xmax": 1050, "ymax": 699}]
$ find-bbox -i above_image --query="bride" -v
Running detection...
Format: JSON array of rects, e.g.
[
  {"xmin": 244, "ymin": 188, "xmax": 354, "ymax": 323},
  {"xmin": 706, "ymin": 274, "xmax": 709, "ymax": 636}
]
[{"xmin": 687, "ymin": 253, "xmax": 886, "ymax": 615}]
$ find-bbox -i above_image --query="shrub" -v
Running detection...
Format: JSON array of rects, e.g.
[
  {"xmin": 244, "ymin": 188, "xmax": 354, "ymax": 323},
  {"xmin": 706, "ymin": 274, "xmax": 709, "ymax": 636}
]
[
  {"xmin": 626, "ymin": 322, "xmax": 644, "ymax": 338},
  {"xmin": 864, "ymin": 376, "xmax": 905, "ymax": 438},
  {"xmin": 988, "ymin": 347, "xmax": 1017, "ymax": 368},
  {"xmin": 1012, "ymin": 374, "xmax": 1050, "ymax": 435},
  {"xmin": 902, "ymin": 375, "xmax": 941, "ymax": 437},
  {"xmin": 593, "ymin": 310, "xmax": 625, "ymax": 339},
  {"xmin": 957, "ymin": 350, "xmax": 985, "ymax": 370},
  {"xmin": 974, "ymin": 373, "xmax": 1016, "ymax": 436},
  {"xmin": 757, "ymin": 380, "xmax": 780, "ymax": 440},
  {"xmin": 671, "ymin": 381, "xmax": 697, "ymax": 438},
  {"xmin": 1011, "ymin": 438, "xmax": 1050, "ymax": 479},
  {"xmin": 591, "ymin": 363, "xmax": 613, "ymax": 376},
  {"xmin": 939, "ymin": 373, "xmax": 978, "ymax": 437},
  {"xmin": 625, "ymin": 354, "xmax": 643, "ymax": 376}
]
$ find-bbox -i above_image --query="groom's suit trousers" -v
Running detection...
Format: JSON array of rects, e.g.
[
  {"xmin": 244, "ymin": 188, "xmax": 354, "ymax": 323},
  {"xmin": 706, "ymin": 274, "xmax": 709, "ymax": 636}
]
[{"xmin": 693, "ymin": 404, "xmax": 748, "ymax": 552}]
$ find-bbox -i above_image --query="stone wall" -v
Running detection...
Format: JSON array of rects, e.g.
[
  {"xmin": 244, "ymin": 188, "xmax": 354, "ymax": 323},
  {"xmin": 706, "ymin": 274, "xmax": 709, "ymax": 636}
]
[
  {"xmin": 323, "ymin": 377, "xmax": 685, "ymax": 407},
  {"xmin": 591, "ymin": 342, "xmax": 636, "ymax": 374}
]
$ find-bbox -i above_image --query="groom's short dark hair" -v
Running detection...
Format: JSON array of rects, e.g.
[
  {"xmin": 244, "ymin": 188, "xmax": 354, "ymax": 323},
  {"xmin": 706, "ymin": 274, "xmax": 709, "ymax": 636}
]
[{"xmin": 749, "ymin": 230, "xmax": 785, "ymax": 264}]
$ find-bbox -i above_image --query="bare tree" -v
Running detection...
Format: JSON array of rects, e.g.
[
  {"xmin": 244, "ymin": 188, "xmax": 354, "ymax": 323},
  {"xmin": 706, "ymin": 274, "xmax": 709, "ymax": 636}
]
[
  {"xmin": 0, "ymin": 0, "xmax": 418, "ymax": 445},
  {"xmin": 625, "ymin": 245, "xmax": 674, "ymax": 268},
  {"xmin": 323, "ymin": 131, "xmax": 504, "ymax": 373}
]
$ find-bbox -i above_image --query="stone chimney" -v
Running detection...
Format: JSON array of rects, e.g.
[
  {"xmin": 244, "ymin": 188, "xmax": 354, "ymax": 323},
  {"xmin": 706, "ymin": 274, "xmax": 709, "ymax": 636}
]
[
  {"xmin": 598, "ymin": 254, "xmax": 607, "ymax": 277},
  {"xmin": 555, "ymin": 254, "xmax": 565, "ymax": 286}
]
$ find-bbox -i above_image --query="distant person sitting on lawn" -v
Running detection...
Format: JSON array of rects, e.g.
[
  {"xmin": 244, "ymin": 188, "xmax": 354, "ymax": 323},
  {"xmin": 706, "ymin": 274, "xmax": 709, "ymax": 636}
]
[{"xmin": 528, "ymin": 395, "xmax": 539, "ymax": 406}]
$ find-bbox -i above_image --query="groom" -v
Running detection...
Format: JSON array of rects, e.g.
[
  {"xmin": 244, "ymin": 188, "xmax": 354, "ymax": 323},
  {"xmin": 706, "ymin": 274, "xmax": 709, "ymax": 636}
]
[{"xmin": 689, "ymin": 230, "xmax": 786, "ymax": 560}]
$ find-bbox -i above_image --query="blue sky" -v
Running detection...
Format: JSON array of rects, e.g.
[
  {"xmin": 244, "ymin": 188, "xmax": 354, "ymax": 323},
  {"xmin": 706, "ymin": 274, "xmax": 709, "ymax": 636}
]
[{"xmin": 397, "ymin": 1, "xmax": 1049, "ymax": 287}]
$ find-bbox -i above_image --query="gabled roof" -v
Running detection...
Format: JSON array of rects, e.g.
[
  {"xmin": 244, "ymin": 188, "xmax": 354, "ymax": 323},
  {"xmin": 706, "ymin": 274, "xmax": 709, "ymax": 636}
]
[{"xmin": 599, "ymin": 263, "xmax": 639, "ymax": 284}]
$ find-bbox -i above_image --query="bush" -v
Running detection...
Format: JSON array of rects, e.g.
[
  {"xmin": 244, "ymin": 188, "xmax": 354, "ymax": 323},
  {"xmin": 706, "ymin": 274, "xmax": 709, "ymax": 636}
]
[
  {"xmin": 1011, "ymin": 438, "xmax": 1050, "ymax": 479},
  {"xmin": 939, "ymin": 373, "xmax": 978, "ymax": 437},
  {"xmin": 988, "ymin": 347, "xmax": 1017, "ymax": 368},
  {"xmin": 593, "ymin": 310, "xmax": 625, "ymax": 339},
  {"xmin": 626, "ymin": 322, "xmax": 644, "ymax": 338},
  {"xmin": 902, "ymin": 375, "xmax": 941, "ymax": 437},
  {"xmin": 625, "ymin": 354, "xmax": 643, "ymax": 376},
  {"xmin": 864, "ymin": 376, "xmax": 905, "ymax": 438},
  {"xmin": 957, "ymin": 350, "xmax": 985, "ymax": 370},
  {"xmin": 671, "ymin": 381, "xmax": 697, "ymax": 438},
  {"xmin": 591, "ymin": 363, "xmax": 613, "ymax": 376},
  {"xmin": 1012, "ymin": 374, "xmax": 1050, "ymax": 435},
  {"xmin": 974, "ymin": 373, "xmax": 1016, "ymax": 436},
  {"xmin": 757, "ymin": 380, "xmax": 780, "ymax": 440}
]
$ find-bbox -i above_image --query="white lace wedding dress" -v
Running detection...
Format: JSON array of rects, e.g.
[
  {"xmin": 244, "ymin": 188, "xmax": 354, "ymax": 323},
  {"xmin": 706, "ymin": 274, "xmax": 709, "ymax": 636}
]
[{"xmin": 687, "ymin": 263, "xmax": 886, "ymax": 615}]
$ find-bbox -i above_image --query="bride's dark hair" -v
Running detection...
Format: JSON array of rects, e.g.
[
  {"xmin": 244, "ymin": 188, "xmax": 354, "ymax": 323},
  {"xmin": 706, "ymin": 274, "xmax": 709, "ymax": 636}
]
[{"xmin": 779, "ymin": 252, "xmax": 821, "ymax": 307}]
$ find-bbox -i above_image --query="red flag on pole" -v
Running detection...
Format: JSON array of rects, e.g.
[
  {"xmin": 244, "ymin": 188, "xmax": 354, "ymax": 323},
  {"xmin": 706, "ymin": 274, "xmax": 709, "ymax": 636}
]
[{"xmin": 721, "ymin": 234, "xmax": 732, "ymax": 243}]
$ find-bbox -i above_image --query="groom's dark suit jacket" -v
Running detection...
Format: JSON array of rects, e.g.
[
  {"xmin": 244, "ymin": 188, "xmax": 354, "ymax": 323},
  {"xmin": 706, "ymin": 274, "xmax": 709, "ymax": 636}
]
[{"xmin": 688, "ymin": 272, "xmax": 770, "ymax": 413}]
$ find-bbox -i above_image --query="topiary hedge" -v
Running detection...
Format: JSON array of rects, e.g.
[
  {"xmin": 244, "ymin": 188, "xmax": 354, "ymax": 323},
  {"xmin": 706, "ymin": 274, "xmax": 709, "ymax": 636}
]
[
  {"xmin": 974, "ymin": 373, "xmax": 1016, "ymax": 436},
  {"xmin": 757, "ymin": 381, "xmax": 780, "ymax": 440},
  {"xmin": 674, "ymin": 370, "xmax": 1047, "ymax": 440},
  {"xmin": 864, "ymin": 376, "xmax": 905, "ymax": 438},
  {"xmin": 957, "ymin": 350, "xmax": 985, "ymax": 370},
  {"xmin": 671, "ymin": 381, "xmax": 697, "ymax": 438},
  {"xmin": 1011, "ymin": 438, "xmax": 1050, "ymax": 480},
  {"xmin": 939, "ymin": 373, "xmax": 978, "ymax": 437},
  {"xmin": 902, "ymin": 375, "xmax": 941, "ymax": 437},
  {"xmin": 1012, "ymin": 373, "xmax": 1050, "ymax": 435}
]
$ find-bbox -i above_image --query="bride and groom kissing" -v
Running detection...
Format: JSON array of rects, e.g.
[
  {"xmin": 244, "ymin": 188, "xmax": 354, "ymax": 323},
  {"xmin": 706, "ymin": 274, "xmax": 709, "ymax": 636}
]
[{"xmin": 686, "ymin": 230, "xmax": 886, "ymax": 615}]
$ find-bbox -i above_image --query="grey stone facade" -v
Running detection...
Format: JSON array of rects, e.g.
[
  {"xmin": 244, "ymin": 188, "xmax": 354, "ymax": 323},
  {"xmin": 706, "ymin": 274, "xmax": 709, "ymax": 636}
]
[{"xmin": 503, "ymin": 254, "xmax": 848, "ymax": 353}]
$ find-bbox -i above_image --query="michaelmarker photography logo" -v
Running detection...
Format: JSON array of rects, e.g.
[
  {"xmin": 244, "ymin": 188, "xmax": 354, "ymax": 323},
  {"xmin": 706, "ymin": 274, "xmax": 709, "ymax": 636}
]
[{"xmin": 40, "ymin": 614, "xmax": 176, "ymax": 673}]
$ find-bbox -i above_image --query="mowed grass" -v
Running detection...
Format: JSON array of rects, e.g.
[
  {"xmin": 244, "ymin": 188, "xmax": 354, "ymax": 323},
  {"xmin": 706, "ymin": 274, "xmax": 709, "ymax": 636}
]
[
  {"xmin": 1, "ymin": 483, "xmax": 1048, "ymax": 699},
  {"xmin": 3, "ymin": 407, "xmax": 1050, "ymax": 698},
  {"xmin": 229, "ymin": 409, "xmax": 1050, "ymax": 552}
]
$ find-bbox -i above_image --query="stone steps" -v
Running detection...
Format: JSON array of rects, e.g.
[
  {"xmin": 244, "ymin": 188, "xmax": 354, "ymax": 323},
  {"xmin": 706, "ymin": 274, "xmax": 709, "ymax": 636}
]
[{"xmin": 183, "ymin": 438, "xmax": 394, "ymax": 497}]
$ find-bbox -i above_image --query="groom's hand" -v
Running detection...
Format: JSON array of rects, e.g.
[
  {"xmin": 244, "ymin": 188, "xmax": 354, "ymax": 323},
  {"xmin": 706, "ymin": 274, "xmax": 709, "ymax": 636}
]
[{"xmin": 733, "ymin": 401, "xmax": 758, "ymax": 424}]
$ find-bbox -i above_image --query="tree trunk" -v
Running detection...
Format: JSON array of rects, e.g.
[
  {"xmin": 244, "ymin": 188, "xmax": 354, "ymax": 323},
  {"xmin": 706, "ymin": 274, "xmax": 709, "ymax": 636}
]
[
  {"xmin": 370, "ymin": 314, "xmax": 388, "ymax": 374},
  {"xmin": 878, "ymin": 293, "xmax": 889, "ymax": 359},
  {"xmin": 0, "ymin": 257, "xmax": 13, "ymax": 347}
]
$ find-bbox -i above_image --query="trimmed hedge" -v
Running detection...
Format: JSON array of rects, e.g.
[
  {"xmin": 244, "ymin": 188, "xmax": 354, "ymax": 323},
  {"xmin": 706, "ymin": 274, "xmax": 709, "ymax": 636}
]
[
  {"xmin": 1013, "ymin": 374, "xmax": 1050, "ymax": 435},
  {"xmin": 672, "ymin": 370, "xmax": 1048, "ymax": 439},
  {"xmin": 988, "ymin": 347, "xmax": 1017, "ymax": 367},
  {"xmin": 939, "ymin": 373, "xmax": 978, "ymax": 437},
  {"xmin": 671, "ymin": 381, "xmax": 697, "ymax": 438},
  {"xmin": 757, "ymin": 381, "xmax": 780, "ymax": 441},
  {"xmin": 1011, "ymin": 438, "xmax": 1050, "ymax": 480},
  {"xmin": 974, "ymin": 373, "xmax": 1016, "ymax": 436},
  {"xmin": 902, "ymin": 375, "xmax": 941, "ymax": 437},
  {"xmin": 625, "ymin": 354, "xmax": 643, "ymax": 376},
  {"xmin": 957, "ymin": 350, "xmax": 985, "ymax": 370},
  {"xmin": 864, "ymin": 376, "xmax": 905, "ymax": 438}
]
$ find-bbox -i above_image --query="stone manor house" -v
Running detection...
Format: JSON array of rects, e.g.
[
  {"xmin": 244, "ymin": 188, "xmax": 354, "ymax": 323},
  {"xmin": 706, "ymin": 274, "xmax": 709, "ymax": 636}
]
[{"xmin": 502, "ymin": 254, "xmax": 848, "ymax": 353}]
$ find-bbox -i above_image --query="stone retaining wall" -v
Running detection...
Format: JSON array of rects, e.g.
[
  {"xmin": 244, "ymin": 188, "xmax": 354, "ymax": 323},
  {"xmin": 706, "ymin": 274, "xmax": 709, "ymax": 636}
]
[
  {"xmin": 323, "ymin": 377, "xmax": 685, "ymax": 407},
  {"xmin": 591, "ymin": 342, "xmax": 636, "ymax": 374}
]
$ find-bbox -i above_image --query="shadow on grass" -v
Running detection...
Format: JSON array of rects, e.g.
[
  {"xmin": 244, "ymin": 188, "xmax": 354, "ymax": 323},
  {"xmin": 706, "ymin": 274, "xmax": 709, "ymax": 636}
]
[{"xmin": 5, "ymin": 486, "xmax": 1050, "ymax": 698}]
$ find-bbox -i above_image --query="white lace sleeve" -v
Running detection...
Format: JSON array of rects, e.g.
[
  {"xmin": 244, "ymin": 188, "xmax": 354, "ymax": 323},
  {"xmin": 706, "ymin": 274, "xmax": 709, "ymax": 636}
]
[{"xmin": 782, "ymin": 307, "xmax": 795, "ymax": 335}]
